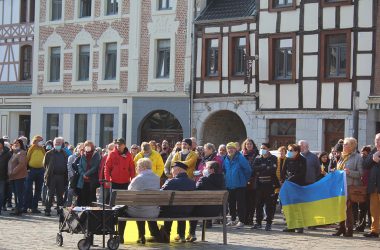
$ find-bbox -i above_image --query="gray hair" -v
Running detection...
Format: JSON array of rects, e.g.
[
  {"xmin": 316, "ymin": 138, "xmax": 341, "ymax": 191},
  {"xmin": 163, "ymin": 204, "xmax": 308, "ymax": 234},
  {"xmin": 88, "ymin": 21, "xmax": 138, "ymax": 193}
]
[
  {"xmin": 204, "ymin": 143, "xmax": 216, "ymax": 152},
  {"xmin": 298, "ymin": 140, "xmax": 309, "ymax": 149},
  {"xmin": 53, "ymin": 137, "xmax": 64, "ymax": 145},
  {"xmin": 136, "ymin": 158, "xmax": 152, "ymax": 170}
]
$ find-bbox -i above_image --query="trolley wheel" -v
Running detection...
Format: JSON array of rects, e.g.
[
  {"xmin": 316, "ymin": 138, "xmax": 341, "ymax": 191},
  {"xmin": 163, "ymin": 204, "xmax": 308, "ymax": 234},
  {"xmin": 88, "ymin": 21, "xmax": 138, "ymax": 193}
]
[
  {"xmin": 77, "ymin": 238, "xmax": 90, "ymax": 250},
  {"xmin": 56, "ymin": 233, "xmax": 63, "ymax": 247},
  {"xmin": 107, "ymin": 236, "xmax": 120, "ymax": 250}
]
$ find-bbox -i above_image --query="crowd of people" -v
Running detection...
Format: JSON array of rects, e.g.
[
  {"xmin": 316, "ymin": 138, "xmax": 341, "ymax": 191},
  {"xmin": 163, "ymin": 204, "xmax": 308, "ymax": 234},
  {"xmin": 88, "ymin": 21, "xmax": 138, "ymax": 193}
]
[{"xmin": 1, "ymin": 133, "xmax": 380, "ymax": 244}]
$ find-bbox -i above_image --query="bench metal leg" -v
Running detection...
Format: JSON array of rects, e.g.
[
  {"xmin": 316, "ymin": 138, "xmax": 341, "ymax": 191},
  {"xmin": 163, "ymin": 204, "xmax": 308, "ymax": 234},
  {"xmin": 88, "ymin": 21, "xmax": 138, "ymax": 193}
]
[{"xmin": 201, "ymin": 220, "xmax": 206, "ymax": 241}]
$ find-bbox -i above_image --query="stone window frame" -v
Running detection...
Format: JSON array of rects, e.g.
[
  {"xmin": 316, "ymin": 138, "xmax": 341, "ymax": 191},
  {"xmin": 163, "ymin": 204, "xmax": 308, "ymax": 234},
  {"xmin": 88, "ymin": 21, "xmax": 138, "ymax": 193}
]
[
  {"xmin": 71, "ymin": 30, "xmax": 95, "ymax": 90},
  {"xmin": 43, "ymin": 32, "xmax": 65, "ymax": 91},
  {"xmin": 151, "ymin": 0, "xmax": 176, "ymax": 15},
  {"xmin": 268, "ymin": 33, "xmax": 296, "ymax": 84},
  {"xmin": 46, "ymin": 0, "xmax": 65, "ymax": 24},
  {"xmin": 320, "ymin": 29, "xmax": 351, "ymax": 83},
  {"xmin": 20, "ymin": 44, "xmax": 33, "ymax": 81},
  {"xmin": 101, "ymin": 0, "xmax": 123, "ymax": 19},
  {"xmin": 74, "ymin": 0, "xmax": 95, "ymax": 22},
  {"xmin": 156, "ymin": 39, "xmax": 171, "ymax": 79}
]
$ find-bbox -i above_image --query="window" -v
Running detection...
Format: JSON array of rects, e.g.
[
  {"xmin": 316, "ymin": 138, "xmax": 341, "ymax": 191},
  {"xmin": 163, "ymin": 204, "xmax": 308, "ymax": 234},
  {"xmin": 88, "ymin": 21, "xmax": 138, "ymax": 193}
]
[
  {"xmin": 74, "ymin": 114, "xmax": 87, "ymax": 145},
  {"xmin": 80, "ymin": 0, "xmax": 91, "ymax": 18},
  {"xmin": 106, "ymin": 0, "xmax": 118, "ymax": 15},
  {"xmin": 156, "ymin": 39, "xmax": 170, "ymax": 78},
  {"xmin": 99, "ymin": 114, "xmax": 114, "ymax": 148},
  {"xmin": 78, "ymin": 45, "xmax": 90, "ymax": 81},
  {"xmin": 20, "ymin": 45, "xmax": 32, "ymax": 81},
  {"xmin": 269, "ymin": 119, "xmax": 296, "ymax": 149},
  {"xmin": 275, "ymin": 38, "xmax": 293, "ymax": 80},
  {"xmin": 158, "ymin": 0, "xmax": 172, "ymax": 10},
  {"xmin": 269, "ymin": 0, "xmax": 296, "ymax": 11},
  {"xmin": 324, "ymin": 119, "xmax": 344, "ymax": 152},
  {"xmin": 231, "ymin": 36, "xmax": 247, "ymax": 76},
  {"xmin": 20, "ymin": 0, "xmax": 34, "ymax": 22},
  {"xmin": 321, "ymin": 30, "xmax": 350, "ymax": 81},
  {"xmin": 205, "ymin": 38, "xmax": 220, "ymax": 77},
  {"xmin": 269, "ymin": 34, "xmax": 296, "ymax": 82},
  {"xmin": 50, "ymin": 47, "xmax": 61, "ymax": 82},
  {"xmin": 51, "ymin": 0, "xmax": 62, "ymax": 21},
  {"xmin": 46, "ymin": 114, "xmax": 59, "ymax": 140},
  {"xmin": 104, "ymin": 43, "xmax": 117, "ymax": 80}
]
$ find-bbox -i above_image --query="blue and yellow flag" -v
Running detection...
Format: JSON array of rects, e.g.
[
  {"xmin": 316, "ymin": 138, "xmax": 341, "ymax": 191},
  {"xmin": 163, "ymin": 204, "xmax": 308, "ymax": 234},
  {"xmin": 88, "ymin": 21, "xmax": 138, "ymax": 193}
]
[{"xmin": 279, "ymin": 171, "xmax": 347, "ymax": 229}]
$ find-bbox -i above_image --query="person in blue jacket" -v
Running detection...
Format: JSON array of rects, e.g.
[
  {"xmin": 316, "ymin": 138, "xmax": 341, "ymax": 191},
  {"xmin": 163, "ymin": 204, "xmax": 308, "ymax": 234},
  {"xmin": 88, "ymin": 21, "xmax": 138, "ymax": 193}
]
[{"xmin": 223, "ymin": 142, "xmax": 252, "ymax": 228}]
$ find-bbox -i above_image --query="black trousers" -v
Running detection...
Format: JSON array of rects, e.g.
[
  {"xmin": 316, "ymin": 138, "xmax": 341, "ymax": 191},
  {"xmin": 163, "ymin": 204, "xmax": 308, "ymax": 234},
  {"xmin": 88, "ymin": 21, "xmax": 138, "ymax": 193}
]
[
  {"xmin": 164, "ymin": 221, "xmax": 186, "ymax": 238},
  {"xmin": 228, "ymin": 187, "xmax": 246, "ymax": 222},
  {"xmin": 45, "ymin": 175, "xmax": 65, "ymax": 212},
  {"xmin": 245, "ymin": 188, "xmax": 256, "ymax": 224},
  {"xmin": 113, "ymin": 182, "xmax": 129, "ymax": 239},
  {"xmin": 255, "ymin": 188, "xmax": 276, "ymax": 225},
  {"xmin": 77, "ymin": 182, "xmax": 97, "ymax": 206},
  {"xmin": 136, "ymin": 221, "xmax": 161, "ymax": 238}
]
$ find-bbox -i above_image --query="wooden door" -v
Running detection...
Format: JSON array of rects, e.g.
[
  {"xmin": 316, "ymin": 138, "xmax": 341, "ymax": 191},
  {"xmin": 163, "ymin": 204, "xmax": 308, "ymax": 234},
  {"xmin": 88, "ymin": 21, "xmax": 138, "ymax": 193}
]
[{"xmin": 324, "ymin": 119, "xmax": 344, "ymax": 152}]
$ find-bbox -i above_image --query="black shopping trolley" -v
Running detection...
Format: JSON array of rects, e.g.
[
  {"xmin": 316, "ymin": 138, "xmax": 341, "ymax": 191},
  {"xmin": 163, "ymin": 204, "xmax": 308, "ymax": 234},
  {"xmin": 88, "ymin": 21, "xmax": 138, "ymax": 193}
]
[{"xmin": 57, "ymin": 207, "xmax": 120, "ymax": 250}]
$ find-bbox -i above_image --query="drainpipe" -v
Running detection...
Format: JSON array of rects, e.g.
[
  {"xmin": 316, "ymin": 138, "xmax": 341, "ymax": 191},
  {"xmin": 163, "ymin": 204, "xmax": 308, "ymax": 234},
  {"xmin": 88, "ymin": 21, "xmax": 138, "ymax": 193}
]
[{"xmin": 189, "ymin": 0, "xmax": 197, "ymax": 137}]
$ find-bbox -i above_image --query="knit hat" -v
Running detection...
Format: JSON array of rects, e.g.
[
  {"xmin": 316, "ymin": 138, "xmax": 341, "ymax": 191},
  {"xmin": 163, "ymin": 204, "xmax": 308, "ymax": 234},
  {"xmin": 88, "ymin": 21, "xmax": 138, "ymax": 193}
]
[
  {"xmin": 182, "ymin": 138, "xmax": 192, "ymax": 147},
  {"xmin": 226, "ymin": 142, "xmax": 237, "ymax": 149},
  {"xmin": 116, "ymin": 138, "xmax": 126, "ymax": 145}
]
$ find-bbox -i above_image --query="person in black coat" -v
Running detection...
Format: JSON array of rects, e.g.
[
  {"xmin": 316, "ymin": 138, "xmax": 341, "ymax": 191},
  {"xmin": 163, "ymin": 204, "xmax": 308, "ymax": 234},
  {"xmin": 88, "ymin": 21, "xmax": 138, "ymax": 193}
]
[
  {"xmin": 363, "ymin": 134, "xmax": 380, "ymax": 238},
  {"xmin": 251, "ymin": 143, "xmax": 279, "ymax": 231},
  {"xmin": 160, "ymin": 161, "xmax": 196, "ymax": 243},
  {"xmin": 0, "ymin": 139, "xmax": 12, "ymax": 214},
  {"xmin": 281, "ymin": 144, "xmax": 307, "ymax": 233},
  {"xmin": 188, "ymin": 161, "xmax": 225, "ymax": 242}
]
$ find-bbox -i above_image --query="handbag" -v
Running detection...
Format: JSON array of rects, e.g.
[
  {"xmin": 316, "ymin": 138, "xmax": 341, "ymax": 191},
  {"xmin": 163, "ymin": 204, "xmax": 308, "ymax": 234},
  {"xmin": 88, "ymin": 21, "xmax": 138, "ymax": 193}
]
[{"xmin": 348, "ymin": 185, "xmax": 367, "ymax": 203}]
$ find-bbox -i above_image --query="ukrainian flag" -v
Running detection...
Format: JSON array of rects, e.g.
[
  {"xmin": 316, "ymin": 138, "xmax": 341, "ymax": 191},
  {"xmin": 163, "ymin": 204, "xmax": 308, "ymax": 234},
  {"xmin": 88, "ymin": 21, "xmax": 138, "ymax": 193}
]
[{"xmin": 279, "ymin": 171, "xmax": 347, "ymax": 229}]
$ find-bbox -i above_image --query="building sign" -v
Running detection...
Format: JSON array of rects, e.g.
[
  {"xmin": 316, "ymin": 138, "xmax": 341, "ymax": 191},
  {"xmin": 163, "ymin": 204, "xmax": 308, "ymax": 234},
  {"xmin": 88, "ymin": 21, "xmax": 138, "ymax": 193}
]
[{"xmin": 244, "ymin": 55, "xmax": 255, "ymax": 85}]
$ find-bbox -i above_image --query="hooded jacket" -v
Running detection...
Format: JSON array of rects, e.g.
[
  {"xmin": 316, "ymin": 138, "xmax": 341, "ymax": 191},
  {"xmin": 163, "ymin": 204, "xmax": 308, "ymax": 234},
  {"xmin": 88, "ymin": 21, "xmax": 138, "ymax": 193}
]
[
  {"xmin": 104, "ymin": 148, "xmax": 135, "ymax": 184},
  {"xmin": 134, "ymin": 150, "xmax": 164, "ymax": 177},
  {"xmin": 223, "ymin": 151, "xmax": 252, "ymax": 189}
]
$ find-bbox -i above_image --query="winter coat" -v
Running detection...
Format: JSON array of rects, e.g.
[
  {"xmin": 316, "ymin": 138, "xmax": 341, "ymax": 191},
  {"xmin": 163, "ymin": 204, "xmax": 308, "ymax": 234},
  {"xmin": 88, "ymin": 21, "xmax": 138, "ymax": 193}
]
[
  {"xmin": 171, "ymin": 150, "xmax": 198, "ymax": 179},
  {"xmin": 223, "ymin": 151, "xmax": 252, "ymax": 189},
  {"xmin": 195, "ymin": 152, "xmax": 223, "ymax": 182},
  {"xmin": 134, "ymin": 150, "xmax": 164, "ymax": 177},
  {"xmin": 77, "ymin": 151, "xmax": 101, "ymax": 189},
  {"xmin": 281, "ymin": 154, "xmax": 307, "ymax": 186},
  {"xmin": 252, "ymin": 154, "xmax": 280, "ymax": 190},
  {"xmin": 0, "ymin": 147, "xmax": 12, "ymax": 181},
  {"xmin": 192, "ymin": 173, "xmax": 226, "ymax": 217},
  {"xmin": 126, "ymin": 170, "xmax": 160, "ymax": 218},
  {"xmin": 339, "ymin": 152, "xmax": 362, "ymax": 186},
  {"xmin": 161, "ymin": 172, "xmax": 196, "ymax": 217},
  {"xmin": 43, "ymin": 149, "xmax": 68, "ymax": 187},
  {"xmin": 302, "ymin": 151, "xmax": 321, "ymax": 184},
  {"xmin": 8, "ymin": 150, "xmax": 28, "ymax": 181},
  {"xmin": 363, "ymin": 149, "xmax": 380, "ymax": 194},
  {"xmin": 104, "ymin": 148, "xmax": 135, "ymax": 184}
]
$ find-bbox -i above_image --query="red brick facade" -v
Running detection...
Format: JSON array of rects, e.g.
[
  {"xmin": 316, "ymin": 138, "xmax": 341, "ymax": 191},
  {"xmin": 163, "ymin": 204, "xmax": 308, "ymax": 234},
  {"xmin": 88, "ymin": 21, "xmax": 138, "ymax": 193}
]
[{"xmin": 374, "ymin": 2, "xmax": 380, "ymax": 95}]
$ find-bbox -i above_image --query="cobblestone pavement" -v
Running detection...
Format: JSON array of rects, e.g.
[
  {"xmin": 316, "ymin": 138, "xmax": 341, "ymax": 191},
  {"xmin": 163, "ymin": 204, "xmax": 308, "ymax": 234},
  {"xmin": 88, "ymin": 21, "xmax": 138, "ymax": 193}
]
[{"xmin": 0, "ymin": 207, "xmax": 379, "ymax": 250}]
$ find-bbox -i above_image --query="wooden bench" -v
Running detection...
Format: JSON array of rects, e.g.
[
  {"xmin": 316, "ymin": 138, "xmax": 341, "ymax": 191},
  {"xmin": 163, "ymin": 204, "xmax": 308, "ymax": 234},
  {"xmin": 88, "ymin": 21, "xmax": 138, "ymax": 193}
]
[{"xmin": 110, "ymin": 190, "xmax": 229, "ymax": 244}]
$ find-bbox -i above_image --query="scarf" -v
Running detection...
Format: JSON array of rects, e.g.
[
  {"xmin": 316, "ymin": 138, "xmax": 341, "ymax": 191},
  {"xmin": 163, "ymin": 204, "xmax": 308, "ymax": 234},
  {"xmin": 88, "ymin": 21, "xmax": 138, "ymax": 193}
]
[
  {"xmin": 337, "ymin": 151, "xmax": 351, "ymax": 170},
  {"xmin": 200, "ymin": 152, "xmax": 217, "ymax": 165}
]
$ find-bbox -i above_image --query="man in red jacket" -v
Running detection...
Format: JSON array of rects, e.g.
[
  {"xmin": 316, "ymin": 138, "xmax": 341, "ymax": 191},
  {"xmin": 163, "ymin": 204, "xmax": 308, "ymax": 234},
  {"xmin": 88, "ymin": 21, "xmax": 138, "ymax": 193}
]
[{"xmin": 104, "ymin": 138, "xmax": 135, "ymax": 243}]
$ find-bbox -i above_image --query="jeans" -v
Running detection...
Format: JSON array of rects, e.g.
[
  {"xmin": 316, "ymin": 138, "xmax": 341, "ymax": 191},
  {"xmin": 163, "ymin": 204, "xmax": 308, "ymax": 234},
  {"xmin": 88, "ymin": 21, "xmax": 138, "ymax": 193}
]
[
  {"xmin": 11, "ymin": 178, "xmax": 25, "ymax": 212},
  {"xmin": 24, "ymin": 168, "xmax": 44, "ymax": 210},
  {"xmin": 0, "ymin": 180, "xmax": 5, "ymax": 211}
]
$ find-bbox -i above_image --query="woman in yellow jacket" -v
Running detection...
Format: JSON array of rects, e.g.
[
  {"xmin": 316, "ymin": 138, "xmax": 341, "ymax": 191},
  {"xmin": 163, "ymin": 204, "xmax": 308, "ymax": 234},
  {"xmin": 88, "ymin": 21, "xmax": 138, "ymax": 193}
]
[{"xmin": 134, "ymin": 142, "xmax": 164, "ymax": 177}]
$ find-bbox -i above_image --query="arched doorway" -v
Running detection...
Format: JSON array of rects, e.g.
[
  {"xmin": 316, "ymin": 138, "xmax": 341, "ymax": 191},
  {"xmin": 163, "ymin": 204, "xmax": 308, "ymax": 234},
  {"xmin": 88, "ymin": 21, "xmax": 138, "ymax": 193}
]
[
  {"xmin": 140, "ymin": 110, "xmax": 183, "ymax": 147},
  {"xmin": 202, "ymin": 110, "xmax": 247, "ymax": 146}
]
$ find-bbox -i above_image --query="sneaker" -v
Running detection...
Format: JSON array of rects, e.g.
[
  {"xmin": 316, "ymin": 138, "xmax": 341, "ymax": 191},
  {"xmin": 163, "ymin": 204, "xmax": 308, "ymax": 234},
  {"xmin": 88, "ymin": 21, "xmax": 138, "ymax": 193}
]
[
  {"xmin": 174, "ymin": 236, "xmax": 186, "ymax": 243},
  {"xmin": 265, "ymin": 224, "xmax": 272, "ymax": 231},
  {"xmin": 136, "ymin": 236, "xmax": 146, "ymax": 244},
  {"xmin": 363, "ymin": 232, "xmax": 379, "ymax": 238},
  {"xmin": 234, "ymin": 222, "xmax": 245, "ymax": 229},
  {"xmin": 186, "ymin": 234, "xmax": 197, "ymax": 242},
  {"xmin": 251, "ymin": 223, "xmax": 262, "ymax": 230},
  {"xmin": 296, "ymin": 228, "xmax": 304, "ymax": 234},
  {"xmin": 226, "ymin": 221, "xmax": 237, "ymax": 226}
]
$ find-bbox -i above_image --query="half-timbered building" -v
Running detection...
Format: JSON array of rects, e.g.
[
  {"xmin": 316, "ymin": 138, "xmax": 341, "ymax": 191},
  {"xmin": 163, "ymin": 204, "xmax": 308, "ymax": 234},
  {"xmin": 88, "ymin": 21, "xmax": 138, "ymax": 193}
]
[
  {"xmin": 31, "ymin": 0, "xmax": 193, "ymax": 147},
  {"xmin": 193, "ymin": 0, "xmax": 377, "ymax": 151},
  {"xmin": 0, "ymin": 0, "xmax": 34, "ymax": 141}
]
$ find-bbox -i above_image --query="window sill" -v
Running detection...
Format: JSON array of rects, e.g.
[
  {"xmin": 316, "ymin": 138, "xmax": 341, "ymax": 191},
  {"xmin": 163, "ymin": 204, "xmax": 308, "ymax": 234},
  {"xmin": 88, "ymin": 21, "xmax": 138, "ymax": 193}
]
[
  {"xmin": 71, "ymin": 81, "xmax": 93, "ymax": 90},
  {"xmin": 268, "ymin": 79, "xmax": 296, "ymax": 84},
  {"xmin": 203, "ymin": 76, "xmax": 221, "ymax": 81},
  {"xmin": 320, "ymin": 77, "xmax": 350, "ymax": 83},
  {"xmin": 43, "ymin": 82, "xmax": 63, "ymax": 91},
  {"xmin": 321, "ymin": 1, "xmax": 351, "ymax": 7},
  {"xmin": 152, "ymin": 9, "xmax": 176, "ymax": 16},
  {"xmin": 97, "ymin": 80, "xmax": 119, "ymax": 90}
]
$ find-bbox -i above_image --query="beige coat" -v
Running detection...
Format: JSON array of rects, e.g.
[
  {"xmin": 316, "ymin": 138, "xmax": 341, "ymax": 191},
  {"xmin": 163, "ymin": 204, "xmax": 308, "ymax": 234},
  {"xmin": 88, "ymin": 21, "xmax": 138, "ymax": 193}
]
[{"xmin": 8, "ymin": 150, "xmax": 27, "ymax": 181}]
